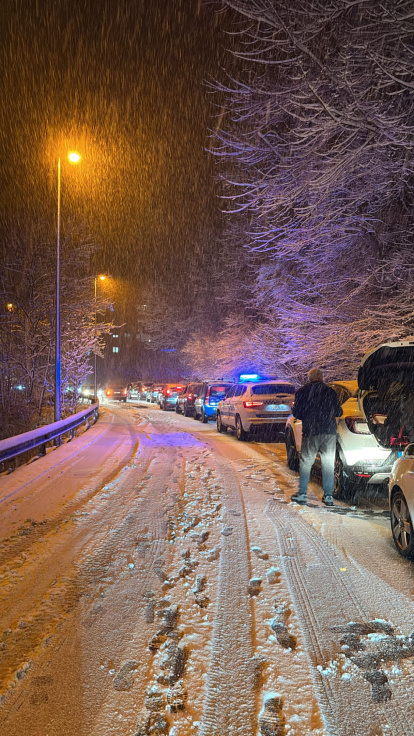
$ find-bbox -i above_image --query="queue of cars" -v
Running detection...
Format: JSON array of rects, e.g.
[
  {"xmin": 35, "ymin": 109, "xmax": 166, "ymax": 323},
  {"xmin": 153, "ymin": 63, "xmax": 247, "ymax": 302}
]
[{"xmin": 82, "ymin": 338, "xmax": 414, "ymax": 559}]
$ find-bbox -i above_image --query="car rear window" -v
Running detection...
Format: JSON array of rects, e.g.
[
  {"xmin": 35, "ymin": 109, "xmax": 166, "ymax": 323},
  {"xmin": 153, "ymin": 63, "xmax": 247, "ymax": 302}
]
[
  {"xmin": 251, "ymin": 383, "xmax": 295, "ymax": 395},
  {"xmin": 210, "ymin": 385, "xmax": 232, "ymax": 397}
]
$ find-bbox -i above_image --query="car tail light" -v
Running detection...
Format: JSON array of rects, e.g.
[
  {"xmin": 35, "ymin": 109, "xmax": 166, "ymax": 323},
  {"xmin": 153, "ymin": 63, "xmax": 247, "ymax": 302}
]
[
  {"xmin": 106, "ymin": 389, "xmax": 112, "ymax": 396},
  {"xmin": 243, "ymin": 400, "xmax": 264, "ymax": 408},
  {"xmin": 166, "ymin": 389, "xmax": 171, "ymax": 395},
  {"xmin": 188, "ymin": 393, "xmax": 193, "ymax": 399},
  {"xmin": 344, "ymin": 417, "xmax": 370, "ymax": 434},
  {"xmin": 123, "ymin": 389, "xmax": 127, "ymax": 395}
]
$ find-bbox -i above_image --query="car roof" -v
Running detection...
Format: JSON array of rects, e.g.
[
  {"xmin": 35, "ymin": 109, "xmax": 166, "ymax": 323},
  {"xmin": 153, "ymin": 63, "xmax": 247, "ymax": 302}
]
[
  {"xmin": 243, "ymin": 379, "xmax": 295, "ymax": 387},
  {"xmin": 330, "ymin": 380, "xmax": 358, "ymax": 391}
]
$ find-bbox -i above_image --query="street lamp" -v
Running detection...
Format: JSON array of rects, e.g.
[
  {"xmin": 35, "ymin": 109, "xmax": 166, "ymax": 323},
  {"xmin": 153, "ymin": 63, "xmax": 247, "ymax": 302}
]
[
  {"xmin": 55, "ymin": 151, "xmax": 81, "ymax": 423},
  {"xmin": 94, "ymin": 275, "xmax": 106, "ymax": 401}
]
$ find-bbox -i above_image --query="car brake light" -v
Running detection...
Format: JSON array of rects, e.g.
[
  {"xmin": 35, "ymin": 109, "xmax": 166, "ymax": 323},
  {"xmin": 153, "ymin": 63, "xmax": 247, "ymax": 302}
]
[
  {"xmin": 344, "ymin": 417, "xmax": 370, "ymax": 434},
  {"xmin": 188, "ymin": 393, "xmax": 193, "ymax": 399},
  {"xmin": 166, "ymin": 389, "xmax": 171, "ymax": 395},
  {"xmin": 243, "ymin": 400, "xmax": 264, "ymax": 408},
  {"xmin": 123, "ymin": 389, "xmax": 127, "ymax": 395},
  {"xmin": 205, "ymin": 397, "xmax": 209, "ymax": 405},
  {"xmin": 106, "ymin": 389, "xmax": 112, "ymax": 396}
]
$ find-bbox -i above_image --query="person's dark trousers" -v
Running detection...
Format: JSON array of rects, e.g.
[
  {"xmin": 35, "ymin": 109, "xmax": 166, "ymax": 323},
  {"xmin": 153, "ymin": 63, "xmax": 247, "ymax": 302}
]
[{"xmin": 298, "ymin": 434, "xmax": 336, "ymax": 497}]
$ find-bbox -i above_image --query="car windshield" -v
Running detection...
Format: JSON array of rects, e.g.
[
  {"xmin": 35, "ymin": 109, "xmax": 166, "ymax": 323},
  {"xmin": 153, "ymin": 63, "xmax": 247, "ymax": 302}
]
[
  {"xmin": 251, "ymin": 383, "xmax": 295, "ymax": 395},
  {"xmin": 210, "ymin": 385, "xmax": 231, "ymax": 396}
]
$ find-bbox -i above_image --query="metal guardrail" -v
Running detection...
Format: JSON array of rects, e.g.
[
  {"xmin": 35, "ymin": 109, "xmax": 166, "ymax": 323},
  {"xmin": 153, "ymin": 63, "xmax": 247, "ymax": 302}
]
[{"xmin": 0, "ymin": 402, "xmax": 99, "ymax": 465}]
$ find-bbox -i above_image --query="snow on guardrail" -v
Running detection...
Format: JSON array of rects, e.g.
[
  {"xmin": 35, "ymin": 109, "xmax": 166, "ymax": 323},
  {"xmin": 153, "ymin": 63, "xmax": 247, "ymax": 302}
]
[{"xmin": 0, "ymin": 402, "xmax": 99, "ymax": 465}]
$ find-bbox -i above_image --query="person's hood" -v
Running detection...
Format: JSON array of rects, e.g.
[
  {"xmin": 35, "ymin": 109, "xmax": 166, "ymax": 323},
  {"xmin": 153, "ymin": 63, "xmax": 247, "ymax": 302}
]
[{"xmin": 358, "ymin": 338, "xmax": 414, "ymax": 393}]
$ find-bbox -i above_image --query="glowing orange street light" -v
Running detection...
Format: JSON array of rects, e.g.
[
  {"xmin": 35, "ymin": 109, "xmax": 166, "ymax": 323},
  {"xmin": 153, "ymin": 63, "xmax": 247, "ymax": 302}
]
[{"xmin": 55, "ymin": 150, "xmax": 82, "ymax": 424}]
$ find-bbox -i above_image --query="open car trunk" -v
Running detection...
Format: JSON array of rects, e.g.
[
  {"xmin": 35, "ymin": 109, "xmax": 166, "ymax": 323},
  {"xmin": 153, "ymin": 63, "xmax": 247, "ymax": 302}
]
[{"xmin": 358, "ymin": 340, "xmax": 414, "ymax": 449}]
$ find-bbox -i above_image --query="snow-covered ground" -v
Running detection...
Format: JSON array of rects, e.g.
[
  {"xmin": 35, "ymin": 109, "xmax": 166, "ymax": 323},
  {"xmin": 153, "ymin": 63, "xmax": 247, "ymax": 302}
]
[{"xmin": 0, "ymin": 403, "xmax": 413, "ymax": 736}]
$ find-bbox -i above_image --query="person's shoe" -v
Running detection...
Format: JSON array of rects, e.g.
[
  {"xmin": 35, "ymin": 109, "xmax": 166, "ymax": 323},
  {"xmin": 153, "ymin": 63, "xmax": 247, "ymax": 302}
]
[
  {"xmin": 290, "ymin": 493, "xmax": 307, "ymax": 505},
  {"xmin": 322, "ymin": 495, "xmax": 334, "ymax": 507}
]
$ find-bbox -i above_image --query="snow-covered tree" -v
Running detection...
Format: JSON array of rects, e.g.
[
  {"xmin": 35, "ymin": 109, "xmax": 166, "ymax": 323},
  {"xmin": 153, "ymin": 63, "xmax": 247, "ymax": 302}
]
[{"xmin": 212, "ymin": 0, "xmax": 414, "ymax": 378}]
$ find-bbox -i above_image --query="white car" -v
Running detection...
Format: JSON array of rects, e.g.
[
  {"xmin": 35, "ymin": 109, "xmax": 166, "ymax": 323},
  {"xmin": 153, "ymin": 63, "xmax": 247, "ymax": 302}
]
[
  {"xmin": 216, "ymin": 377, "xmax": 295, "ymax": 440},
  {"xmin": 389, "ymin": 444, "xmax": 414, "ymax": 559},
  {"xmin": 284, "ymin": 380, "xmax": 395, "ymax": 499}
]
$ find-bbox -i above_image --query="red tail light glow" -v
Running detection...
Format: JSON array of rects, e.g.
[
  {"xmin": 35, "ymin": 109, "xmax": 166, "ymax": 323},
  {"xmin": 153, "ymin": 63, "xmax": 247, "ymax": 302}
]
[
  {"xmin": 187, "ymin": 393, "xmax": 193, "ymax": 399},
  {"xmin": 106, "ymin": 389, "xmax": 112, "ymax": 396},
  {"xmin": 243, "ymin": 400, "xmax": 264, "ymax": 408},
  {"xmin": 344, "ymin": 417, "xmax": 370, "ymax": 434},
  {"xmin": 166, "ymin": 389, "xmax": 171, "ymax": 395},
  {"xmin": 123, "ymin": 389, "xmax": 127, "ymax": 395}
]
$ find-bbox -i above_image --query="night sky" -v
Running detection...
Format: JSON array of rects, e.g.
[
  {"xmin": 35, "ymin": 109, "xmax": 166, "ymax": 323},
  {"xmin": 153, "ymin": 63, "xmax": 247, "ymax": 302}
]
[{"xmin": 0, "ymin": 0, "xmax": 232, "ymax": 286}]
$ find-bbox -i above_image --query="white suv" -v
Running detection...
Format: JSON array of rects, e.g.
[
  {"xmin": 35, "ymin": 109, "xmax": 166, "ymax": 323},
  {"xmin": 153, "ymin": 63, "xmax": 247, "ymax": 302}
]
[
  {"xmin": 285, "ymin": 380, "xmax": 395, "ymax": 500},
  {"xmin": 216, "ymin": 378, "xmax": 295, "ymax": 440}
]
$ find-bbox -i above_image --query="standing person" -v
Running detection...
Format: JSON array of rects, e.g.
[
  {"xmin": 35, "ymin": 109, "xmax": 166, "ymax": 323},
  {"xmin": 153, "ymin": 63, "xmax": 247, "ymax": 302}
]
[{"xmin": 290, "ymin": 368, "xmax": 342, "ymax": 506}]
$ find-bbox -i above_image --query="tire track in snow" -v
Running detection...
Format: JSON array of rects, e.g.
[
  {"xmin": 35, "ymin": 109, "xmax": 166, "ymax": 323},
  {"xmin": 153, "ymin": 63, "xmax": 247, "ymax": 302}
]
[
  {"xmin": 267, "ymin": 500, "xmax": 414, "ymax": 736},
  {"xmin": 200, "ymin": 456, "xmax": 258, "ymax": 736}
]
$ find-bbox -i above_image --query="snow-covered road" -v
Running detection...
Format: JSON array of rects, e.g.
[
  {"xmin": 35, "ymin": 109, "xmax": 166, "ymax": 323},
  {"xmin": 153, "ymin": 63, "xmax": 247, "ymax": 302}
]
[{"xmin": 0, "ymin": 403, "xmax": 413, "ymax": 736}]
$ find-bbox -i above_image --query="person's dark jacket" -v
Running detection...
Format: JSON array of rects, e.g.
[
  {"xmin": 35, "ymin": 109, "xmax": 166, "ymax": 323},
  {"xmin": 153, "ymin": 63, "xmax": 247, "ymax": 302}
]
[{"xmin": 292, "ymin": 381, "xmax": 343, "ymax": 436}]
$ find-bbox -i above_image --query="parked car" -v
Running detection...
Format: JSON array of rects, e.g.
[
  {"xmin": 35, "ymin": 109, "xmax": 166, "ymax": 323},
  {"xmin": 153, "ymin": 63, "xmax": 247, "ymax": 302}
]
[
  {"xmin": 149, "ymin": 385, "xmax": 164, "ymax": 403},
  {"xmin": 216, "ymin": 377, "xmax": 295, "ymax": 440},
  {"xmin": 194, "ymin": 380, "xmax": 234, "ymax": 422},
  {"xmin": 127, "ymin": 383, "xmax": 142, "ymax": 401},
  {"xmin": 158, "ymin": 383, "xmax": 184, "ymax": 411},
  {"xmin": 140, "ymin": 383, "xmax": 153, "ymax": 401},
  {"xmin": 389, "ymin": 443, "xmax": 414, "ymax": 559},
  {"xmin": 176, "ymin": 382, "xmax": 203, "ymax": 417},
  {"xmin": 105, "ymin": 385, "xmax": 128, "ymax": 402},
  {"xmin": 285, "ymin": 380, "xmax": 395, "ymax": 499},
  {"xmin": 358, "ymin": 338, "xmax": 414, "ymax": 448}
]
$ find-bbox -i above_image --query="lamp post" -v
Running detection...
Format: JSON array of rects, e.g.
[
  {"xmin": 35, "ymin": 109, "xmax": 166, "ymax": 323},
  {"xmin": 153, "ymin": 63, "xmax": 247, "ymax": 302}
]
[
  {"xmin": 55, "ymin": 151, "xmax": 81, "ymax": 423},
  {"xmin": 94, "ymin": 275, "xmax": 106, "ymax": 401}
]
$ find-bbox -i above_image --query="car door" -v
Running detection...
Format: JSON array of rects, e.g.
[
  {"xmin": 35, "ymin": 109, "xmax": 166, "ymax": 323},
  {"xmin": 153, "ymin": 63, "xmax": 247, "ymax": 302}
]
[
  {"xmin": 228, "ymin": 384, "xmax": 244, "ymax": 428},
  {"xmin": 220, "ymin": 385, "xmax": 236, "ymax": 423}
]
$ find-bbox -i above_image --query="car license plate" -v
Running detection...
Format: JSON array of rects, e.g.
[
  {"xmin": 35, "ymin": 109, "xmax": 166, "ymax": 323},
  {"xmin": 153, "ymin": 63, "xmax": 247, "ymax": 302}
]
[{"xmin": 266, "ymin": 404, "xmax": 285, "ymax": 412}]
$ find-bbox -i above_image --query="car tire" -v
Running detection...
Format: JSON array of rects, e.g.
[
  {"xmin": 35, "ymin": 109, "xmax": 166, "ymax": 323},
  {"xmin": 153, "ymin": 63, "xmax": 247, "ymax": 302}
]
[
  {"xmin": 217, "ymin": 412, "xmax": 227, "ymax": 433},
  {"xmin": 193, "ymin": 411, "xmax": 199, "ymax": 420},
  {"xmin": 175, "ymin": 404, "xmax": 181, "ymax": 414},
  {"xmin": 390, "ymin": 488, "xmax": 414, "ymax": 559},
  {"xmin": 333, "ymin": 452, "xmax": 353, "ymax": 500},
  {"xmin": 201, "ymin": 409, "xmax": 208, "ymax": 424},
  {"xmin": 235, "ymin": 414, "xmax": 249, "ymax": 441},
  {"xmin": 285, "ymin": 429, "xmax": 300, "ymax": 471},
  {"xmin": 184, "ymin": 405, "xmax": 191, "ymax": 417}
]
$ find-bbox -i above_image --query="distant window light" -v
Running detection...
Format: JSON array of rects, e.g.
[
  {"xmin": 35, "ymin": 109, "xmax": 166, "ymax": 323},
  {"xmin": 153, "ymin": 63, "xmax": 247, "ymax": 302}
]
[
  {"xmin": 124, "ymin": 332, "xmax": 131, "ymax": 338},
  {"xmin": 113, "ymin": 346, "xmax": 119, "ymax": 353},
  {"xmin": 112, "ymin": 334, "xmax": 119, "ymax": 339}
]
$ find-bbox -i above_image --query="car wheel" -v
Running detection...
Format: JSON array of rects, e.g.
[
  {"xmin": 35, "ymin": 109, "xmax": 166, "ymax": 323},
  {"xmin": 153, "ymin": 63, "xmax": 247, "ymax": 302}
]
[
  {"xmin": 193, "ymin": 411, "xmax": 199, "ymax": 420},
  {"xmin": 217, "ymin": 412, "xmax": 227, "ymax": 433},
  {"xmin": 285, "ymin": 429, "xmax": 300, "ymax": 471},
  {"xmin": 175, "ymin": 404, "xmax": 181, "ymax": 414},
  {"xmin": 235, "ymin": 414, "xmax": 248, "ymax": 441},
  {"xmin": 390, "ymin": 489, "xmax": 414, "ymax": 559},
  {"xmin": 184, "ymin": 404, "xmax": 191, "ymax": 417},
  {"xmin": 333, "ymin": 452, "xmax": 352, "ymax": 500},
  {"xmin": 201, "ymin": 409, "xmax": 208, "ymax": 423}
]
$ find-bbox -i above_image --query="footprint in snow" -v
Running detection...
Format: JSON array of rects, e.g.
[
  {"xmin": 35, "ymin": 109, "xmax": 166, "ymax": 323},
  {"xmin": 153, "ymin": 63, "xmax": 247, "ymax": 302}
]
[
  {"xmin": 113, "ymin": 660, "xmax": 139, "ymax": 691},
  {"xmin": 221, "ymin": 527, "xmax": 233, "ymax": 536},
  {"xmin": 252, "ymin": 546, "xmax": 269, "ymax": 560}
]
